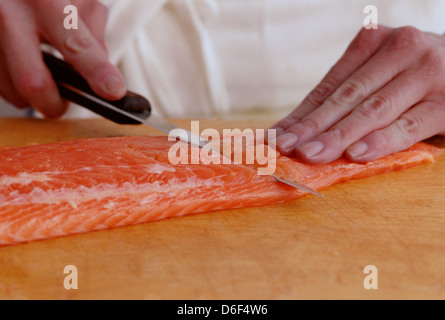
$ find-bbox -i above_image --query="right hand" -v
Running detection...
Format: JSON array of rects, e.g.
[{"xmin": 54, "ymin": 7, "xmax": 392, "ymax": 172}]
[{"xmin": 0, "ymin": 0, "xmax": 126, "ymax": 118}]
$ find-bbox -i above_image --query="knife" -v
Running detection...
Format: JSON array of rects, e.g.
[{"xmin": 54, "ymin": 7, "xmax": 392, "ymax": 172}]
[{"xmin": 42, "ymin": 52, "xmax": 323, "ymax": 197}]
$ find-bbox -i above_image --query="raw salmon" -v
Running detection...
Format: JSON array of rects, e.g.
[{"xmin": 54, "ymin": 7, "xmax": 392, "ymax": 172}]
[{"xmin": 0, "ymin": 136, "xmax": 441, "ymax": 246}]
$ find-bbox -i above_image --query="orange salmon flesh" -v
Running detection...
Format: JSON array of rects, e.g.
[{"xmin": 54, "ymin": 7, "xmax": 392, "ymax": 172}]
[{"xmin": 0, "ymin": 136, "xmax": 442, "ymax": 246}]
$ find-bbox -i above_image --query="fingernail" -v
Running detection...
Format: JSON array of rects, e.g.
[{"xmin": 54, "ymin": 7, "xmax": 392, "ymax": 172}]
[
  {"xmin": 105, "ymin": 75, "xmax": 125, "ymax": 95},
  {"xmin": 299, "ymin": 140, "xmax": 324, "ymax": 158},
  {"xmin": 348, "ymin": 141, "xmax": 368, "ymax": 158},
  {"xmin": 276, "ymin": 133, "xmax": 299, "ymax": 151}
]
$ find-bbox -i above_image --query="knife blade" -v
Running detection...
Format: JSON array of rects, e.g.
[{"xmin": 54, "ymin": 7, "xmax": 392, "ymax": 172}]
[{"xmin": 43, "ymin": 52, "xmax": 323, "ymax": 197}]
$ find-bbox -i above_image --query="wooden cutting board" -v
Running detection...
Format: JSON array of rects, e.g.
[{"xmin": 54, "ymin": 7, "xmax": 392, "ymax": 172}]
[{"xmin": 0, "ymin": 118, "xmax": 444, "ymax": 300}]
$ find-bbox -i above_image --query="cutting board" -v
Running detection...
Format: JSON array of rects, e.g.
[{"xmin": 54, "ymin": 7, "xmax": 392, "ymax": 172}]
[{"xmin": 0, "ymin": 118, "xmax": 444, "ymax": 300}]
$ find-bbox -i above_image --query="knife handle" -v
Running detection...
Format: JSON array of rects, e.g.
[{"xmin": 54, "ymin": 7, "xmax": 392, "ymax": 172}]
[{"xmin": 42, "ymin": 52, "xmax": 151, "ymax": 125}]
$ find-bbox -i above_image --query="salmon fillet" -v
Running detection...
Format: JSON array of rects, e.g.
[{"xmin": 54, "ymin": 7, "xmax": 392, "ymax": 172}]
[{"xmin": 0, "ymin": 136, "xmax": 441, "ymax": 246}]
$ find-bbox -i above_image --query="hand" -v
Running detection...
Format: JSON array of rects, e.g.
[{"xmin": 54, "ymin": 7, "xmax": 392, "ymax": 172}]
[
  {"xmin": 0, "ymin": 0, "xmax": 126, "ymax": 118},
  {"xmin": 272, "ymin": 25, "xmax": 445, "ymax": 163}
]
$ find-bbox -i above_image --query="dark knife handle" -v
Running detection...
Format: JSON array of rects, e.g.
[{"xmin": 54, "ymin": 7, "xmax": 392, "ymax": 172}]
[{"xmin": 42, "ymin": 52, "xmax": 151, "ymax": 124}]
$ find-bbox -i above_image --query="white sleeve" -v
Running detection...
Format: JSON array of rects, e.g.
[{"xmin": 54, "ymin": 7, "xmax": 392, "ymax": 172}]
[{"xmin": 103, "ymin": 0, "xmax": 229, "ymax": 118}]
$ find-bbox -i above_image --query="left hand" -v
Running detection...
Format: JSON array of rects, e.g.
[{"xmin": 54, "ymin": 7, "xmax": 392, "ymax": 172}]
[
  {"xmin": 0, "ymin": 0, "xmax": 125, "ymax": 118},
  {"xmin": 272, "ymin": 25, "xmax": 445, "ymax": 164}
]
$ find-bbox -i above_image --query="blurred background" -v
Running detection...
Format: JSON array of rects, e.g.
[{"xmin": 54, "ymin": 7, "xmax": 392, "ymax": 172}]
[{"xmin": 2, "ymin": 0, "xmax": 445, "ymax": 120}]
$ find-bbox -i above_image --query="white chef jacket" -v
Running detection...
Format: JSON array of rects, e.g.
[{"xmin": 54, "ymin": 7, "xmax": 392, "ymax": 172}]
[{"xmin": 1, "ymin": 0, "xmax": 445, "ymax": 119}]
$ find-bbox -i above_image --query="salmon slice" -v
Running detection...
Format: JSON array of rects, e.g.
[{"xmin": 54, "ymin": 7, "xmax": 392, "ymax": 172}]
[{"xmin": 0, "ymin": 136, "xmax": 441, "ymax": 246}]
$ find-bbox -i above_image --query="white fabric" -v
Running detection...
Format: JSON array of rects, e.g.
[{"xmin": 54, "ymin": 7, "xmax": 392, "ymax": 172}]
[
  {"xmin": 2, "ymin": 0, "xmax": 445, "ymax": 119},
  {"xmin": 103, "ymin": 0, "xmax": 230, "ymax": 118},
  {"xmin": 100, "ymin": 0, "xmax": 445, "ymax": 119}
]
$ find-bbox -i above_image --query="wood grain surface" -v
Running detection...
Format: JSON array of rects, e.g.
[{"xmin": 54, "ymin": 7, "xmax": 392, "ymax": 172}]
[{"xmin": 0, "ymin": 118, "xmax": 444, "ymax": 300}]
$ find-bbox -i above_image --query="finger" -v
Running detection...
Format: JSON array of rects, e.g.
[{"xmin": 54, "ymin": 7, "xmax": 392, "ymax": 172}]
[
  {"xmin": 0, "ymin": 50, "xmax": 29, "ymax": 109},
  {"xmin": 75, "ymin": 0, "xmax": 109, "ymax": 48},
  {"xmin": 34, "ymin": 0, "xmax": 126, "ymax": 100},
  {"xmin": 294, "ymin": 69, "xmax": 431, "ymax": 163},
  {"xmin": 272, "ymin": 26, "xmax": 393, "ymax": 137},
  {"xmin": 0, "ymin": 6, "xmax": 67, "ymax": 118},
  {"xmin": 346, "ymin": 100, "xmax": 445, "ymax": 162},
  {"xmin": 273, "ymin": 26, "xmax": 393, "ymax": 152},
  {"xmin": 277, "ymin": 27, "xmax": 432, "ymax": 156}
]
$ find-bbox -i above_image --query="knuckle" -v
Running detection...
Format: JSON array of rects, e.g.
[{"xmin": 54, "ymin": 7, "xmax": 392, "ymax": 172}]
[
  {"xmin": 396, "ymin": 26, "xmax": 422, "ymax": 42},
  {"xmin": 299, "ymin": 118, "xmax": 320, "ymax": 133},
  {"xmin": 401, "ymin": 26, "xmax": 424, "ymax": 40},
  {"xmin": 396, "ymin": 114, "xmax": 422, "ymax": 144},
  {"xmin": 397, "ymin": 114, "xmax": 421, "ymax": 134},
  {"xmin": 331, "ymin": 79, "xmax": 366, "ymax": 105},
  {"xmin": 420, "ymin": 49, "xmax": 445, "ymax": 76},
  {"xmin": 389, "ymin": 26, "xmax": 428, "ymax": 51},
  {"xmin": 359, "ymin": 95, "xmax": 391, "ymax": 119},
  {"xmin": 306, "ymin": 82, "xmax": 335, "ymax": 106},
  {"xmin": 329, "ymin": 126, "xmax": 351, "ymax": 143},
  {"xmin": 286, "ymin": 118, "xmax": 320, "ymax": 136},
  {"xmin": 64, "ymin": 34, "xmax": 95, "ymax": 55},
  {"xmin": 372, "ymin": 130, "xmax": 392, "ymax": 148},
  {"xmin": 14, "ymin": 73, "xmax": 49, "ymax": 100},
  {"xmin": 285, "ymin": 115, "xmax": 301, "ymax": 126}
]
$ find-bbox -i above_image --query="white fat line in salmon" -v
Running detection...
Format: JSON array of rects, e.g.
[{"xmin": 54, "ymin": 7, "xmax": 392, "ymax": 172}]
[
  {"xmin": 0, "ymin": 164, "xmax": 176, "ymax": 187},
  {"xmin": 168, "ymin": 121, "xmax": 277, "ymax": 175},
  {"xmin": 0, "ymin": 173, "xmax": 261, "ymax": 207}
]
